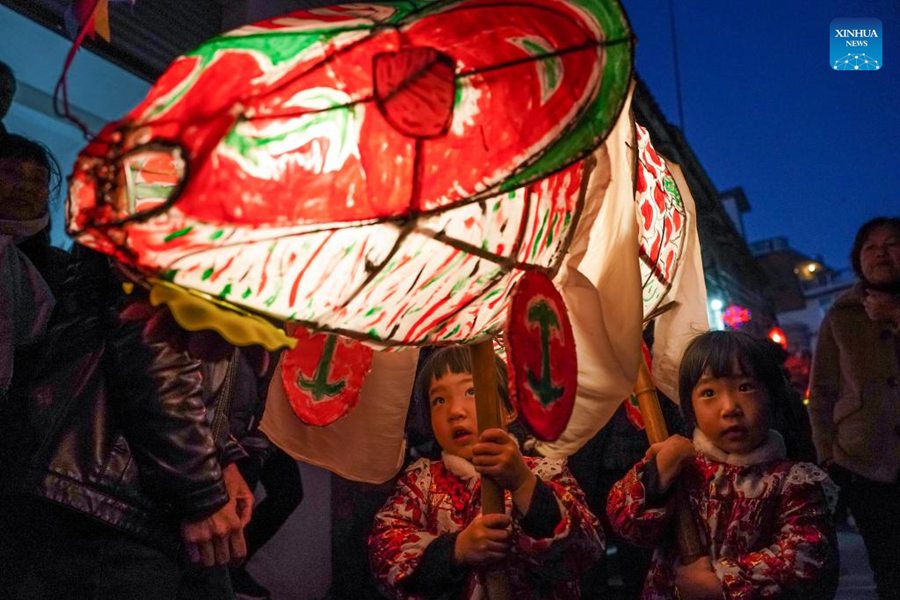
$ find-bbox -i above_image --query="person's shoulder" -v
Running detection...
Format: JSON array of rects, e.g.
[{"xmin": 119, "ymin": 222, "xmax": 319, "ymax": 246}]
[{"xmin": 829, "ymin": 285, "xmax": 864, "ymax": 311}]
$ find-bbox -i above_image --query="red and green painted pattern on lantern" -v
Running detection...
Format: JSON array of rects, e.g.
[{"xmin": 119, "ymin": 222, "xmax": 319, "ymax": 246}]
[
  {"xmin": 67, "ymin": 0, "xmax": 631, "ymax": 346},
  {"xmin": 634, "ymin": 123, "xmax": 687, "ymax": 319}
]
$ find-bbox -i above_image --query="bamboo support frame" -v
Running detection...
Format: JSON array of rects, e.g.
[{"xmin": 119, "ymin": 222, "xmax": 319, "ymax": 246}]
[
  {"xmin": 469, "ymin": 340, "xmax": 511, "ymax": 600},
  {"xmin": 634, "ymin": 358, "xmax": 705, "ymax": 563}
]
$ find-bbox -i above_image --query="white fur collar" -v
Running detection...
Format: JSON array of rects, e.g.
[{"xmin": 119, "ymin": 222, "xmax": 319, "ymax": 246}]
[
  {"xmin": 693, "ymin": 428, "xmax": 786, "ymax": 467},
  {"xmin": 442, "ymin": 452, "xmax": 479, "ymax": 481}
]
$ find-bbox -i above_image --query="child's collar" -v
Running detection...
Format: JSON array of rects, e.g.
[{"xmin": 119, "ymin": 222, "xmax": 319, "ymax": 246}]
[
  {"xmin": 693, "ymin": 428, "xmax": 786, "ymax": 467},
  {"xmin": 442, "ymin": 452, "xmax": 478, "ymax": 481}
]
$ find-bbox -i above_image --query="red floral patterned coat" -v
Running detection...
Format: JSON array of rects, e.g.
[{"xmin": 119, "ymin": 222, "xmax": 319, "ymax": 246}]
[
  {"xmin": 369, "ymin": 455, "xmax": 604, "ymax": 599},
  {"xmin": 607, "ymin": 431, "xmax": 839, "ymax": 600}
]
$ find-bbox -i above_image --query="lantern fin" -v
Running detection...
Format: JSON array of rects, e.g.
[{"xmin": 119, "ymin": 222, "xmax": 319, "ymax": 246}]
[{"xmin": 149, "ymin": 280, "xmax": 296, "ymax": 351}]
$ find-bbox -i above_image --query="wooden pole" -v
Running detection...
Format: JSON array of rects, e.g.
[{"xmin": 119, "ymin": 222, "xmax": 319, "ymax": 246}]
[
  {"xmin": 469, "ymin": 340, "xmax": 511, "ymax": 600},
  {"xmin": 633, "ymin": 358, "xmax": 705, "ymax": 563}
]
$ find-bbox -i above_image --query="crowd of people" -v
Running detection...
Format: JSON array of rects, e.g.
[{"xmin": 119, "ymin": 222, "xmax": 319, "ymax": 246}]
[{"xmin": 2, "ymin": 57, "xmax": 900, "ymax": 599}]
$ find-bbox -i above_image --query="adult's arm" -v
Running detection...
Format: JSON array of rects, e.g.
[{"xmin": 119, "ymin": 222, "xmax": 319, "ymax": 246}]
[
  {"xmin": 808, "ymin": 312, "xmax": 840, "ymax": 465},
  {"xmin": 107, "ymin": 317, "xmax": 229, "ymax": 520}
]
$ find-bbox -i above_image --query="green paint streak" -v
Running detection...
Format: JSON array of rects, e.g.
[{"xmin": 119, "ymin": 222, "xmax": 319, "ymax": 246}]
[
  {"xmin": 242, "ymin": 287, "xmax": 252, "ymax": 299},
  {"xmin": 367, "ymin": 329, "xmax": 382, "ymax": 341},
  {"xmin": 532, "ymin": 211, "xmax": 549, "ymax": 258},
  {"xmin": 162, "ymin": 269, "xmax": 179, "ymax": 282},
  {"xmin": 134, "ymin": 183, "xmax": 177, "ymax": 199},
  {"xmin": 498, "ymin": 1, "xmax": 632, "ymax": 192},
  {"xmin": 224, "ymin": 100, "xmax": 356, "ymax": 160},
  {"xmin": 201, "ymin": 267, "xmax": 214, "ymax": 281},
  {"xmin": 521, "ymin": 38, "xmax": 559, "ymax": 94},
  {"xmin": 546, "ymin": 213, "xmax": 560, "ymax": 247},
  {"xmin": 564, "ymin": 212, "xmax": 572, "ymax": 227},
  {"xmin": 186, "ymin": 30, "xmax": 343, "ymax": 68},
  {"xmin": 441, "ymin": 324, "xmax": 461, "ymax": 339},
  {"xmin": 210, "ymin": 230, "xmax": 224, "ymax": 240},
  {"xmin": 365, "ymin": 306, "xmax": 381, "ymax": 317},
  {"xmin": 663, "ymin": 176, "xmax": 684, "ymax": 209},
  {"xmin": 421, "ymin": 253, "xmax": 465, "ymax": 289},
  {"xmin": 484, "ymin": 288, "xmax": 502, "ymax": 300},
  {"xmin": 218, "ymin": 283, "xmax": 232, "ymax": 299},
  {"xmin": 450, "ymin": 278, "xmax": 466, "ymax": 296},
  {"xmin": 164, "ymin": 226, "xmax": 193, "ymax": 242}
]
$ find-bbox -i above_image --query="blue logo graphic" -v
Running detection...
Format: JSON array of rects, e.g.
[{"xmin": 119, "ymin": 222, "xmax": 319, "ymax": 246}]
[{"xmin": 831, "ymin": 18, "xmax": 882, "ymax": 71}]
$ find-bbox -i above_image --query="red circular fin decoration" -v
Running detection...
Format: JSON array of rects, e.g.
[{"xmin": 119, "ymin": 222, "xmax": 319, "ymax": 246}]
[
  {"xmin": 282, "ymin": 327, "xmax": 374, "ymax": 426},
  {"xmin": 504, "ymin": 271, "xmax": 576, "ymax": 441}
]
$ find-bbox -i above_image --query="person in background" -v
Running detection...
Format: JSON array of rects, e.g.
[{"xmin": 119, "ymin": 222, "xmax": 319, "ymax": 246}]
[
  {"xmin": 608, "ymin": 331, "xmax": 838, "ymax": 600},
  {"xmin": 0, "ymin": 246, "xmax": 247, "ymax": 599},
  {"xmin": 369, "ymin": 345, "xmax": 603, "ymax": 599},
  {"xmin": 223, "ymin": 347, "xmax": 304, "ymax": 600},
  {"xmin": 0, "ymin": 133, "xmax": 70, "ymax": 295},
  {"xmin": 809, "ymin": 216, "xmax": 900, "ymax": 600},
  {"xmin": 0, "ymin": 133, "xmax": 63, "ymax": 403}
]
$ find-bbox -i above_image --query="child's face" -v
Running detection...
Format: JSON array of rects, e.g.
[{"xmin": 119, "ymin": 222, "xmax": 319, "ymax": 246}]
[
  {"xmin": 428, "ymin": 370, "xmax": 479, "ymax": 460},
  {"xmin": 691, "ymin": 365, "xmax": 770, "ymax": 455}
]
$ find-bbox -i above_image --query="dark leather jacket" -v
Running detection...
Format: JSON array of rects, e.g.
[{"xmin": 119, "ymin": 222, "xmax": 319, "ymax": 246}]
[{"xmin": 1, "ymin": 257, "xmax": 228, "ymax": 553}]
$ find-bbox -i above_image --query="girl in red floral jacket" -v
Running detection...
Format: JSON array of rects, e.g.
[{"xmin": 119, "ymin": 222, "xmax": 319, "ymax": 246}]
[
  {"xmin": 369, "ymin": 346, "xmax": 603, "ymax": 599},
  {"xmin": 607, "ymin": 331, "xmax": 838, "ymax": 600}
]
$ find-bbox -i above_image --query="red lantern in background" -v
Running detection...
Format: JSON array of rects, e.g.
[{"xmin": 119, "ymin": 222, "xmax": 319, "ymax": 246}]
[
  {"xmin": 768, "ymin": 326, "xmax": 788, "ymax": 350},
  {"xmin": 722, "ymin": 304, "xmax": 751, "ymax": 329}
]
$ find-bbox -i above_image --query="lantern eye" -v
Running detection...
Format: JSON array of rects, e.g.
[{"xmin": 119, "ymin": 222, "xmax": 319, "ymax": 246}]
[{"xmin": 100, "ymin": 141, "xmax": 188, "ymax": 223}]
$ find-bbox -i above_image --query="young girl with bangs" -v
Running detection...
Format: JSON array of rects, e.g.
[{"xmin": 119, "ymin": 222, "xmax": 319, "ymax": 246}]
[
  {"xmin": 608, "ymin": 331, "xmax": 839, "ymax": 600},
  {"xmin": 369, "ymin": 345, "xmax": 603, "ymax": 599}
]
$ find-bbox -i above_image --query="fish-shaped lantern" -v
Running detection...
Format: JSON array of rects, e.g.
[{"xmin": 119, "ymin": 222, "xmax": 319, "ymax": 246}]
[{"xmin": 67, "ymin": 0, "xmax": 632, "ymax": 349}]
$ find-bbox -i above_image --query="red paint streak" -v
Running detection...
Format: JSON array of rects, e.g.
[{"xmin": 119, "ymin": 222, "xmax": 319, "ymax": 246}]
[
  {"xmin": 412, "ymin": 290, "xmax": 479, "ymax": 342},
  {"xmin": 289, "ymin": 232, "xmax": 335, "ymax": 307},
  {"xmin": 365, "ymin": 311, "xmax": 386, "ymax": 327},
  {"xmin": 210, "ymin": 255, "xmax": 235, "ymax": 282},
  {"xmin": 384, "ymin": 302, "xmax": 410, "ymax": 331},
  {"xmin": 258, "ymin": 248, "xmax": 274, "ymax": 295},
  {"xmin": 406, "ymin": 292, "xmax": 456, "ymax": 341}
]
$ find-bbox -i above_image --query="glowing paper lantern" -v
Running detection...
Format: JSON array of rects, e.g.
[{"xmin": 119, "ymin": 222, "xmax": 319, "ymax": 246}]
[
  {"xmin": 768, "ymin": 326, "xmax": 788, "ymax": 350},
  {"xmin": 634, "ymin": 123, "xmax": 687, "ymax": 319},
  {"xmin": 66, "ymin": 0, "xmax": 633, "ymax": 350},
  {"xmin": 723, "ymin": 304, "xmax": 752, "ymax": 329}
]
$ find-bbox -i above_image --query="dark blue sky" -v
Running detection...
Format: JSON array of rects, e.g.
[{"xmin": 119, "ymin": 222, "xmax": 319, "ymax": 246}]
[{"xmin": 620, "ymin": 0, "xmax": 899, "ymax": 269}]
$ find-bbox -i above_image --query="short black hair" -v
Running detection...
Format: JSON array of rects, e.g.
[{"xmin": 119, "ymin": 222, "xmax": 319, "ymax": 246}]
[
  {"xmin": 678, "ymin": 330, "xmax": 787, "ymax": 428},
  {"xmin": 409, "ymin": 345, "xmax": 513, "ymax": 451},
  {"xmin": 850, "ymin": 217, "xmax": 900, "ymax": 281},
  {"xmin": 0, "ymin": 133, "xmax": 63, "ymax": 202}
]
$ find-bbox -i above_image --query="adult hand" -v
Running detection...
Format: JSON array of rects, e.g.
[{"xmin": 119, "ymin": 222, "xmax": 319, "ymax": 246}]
[
  {"xmin": 223, "ymin": 462, "xmax": 254, "ymax": 527},
  {"xmin": 675, "ymin": 556, "xmax": 723, "ymax": 600},
  {"xmin": 863, "ymin": 290, "xmax": 900, "ymax": 324},
  {"xmin": 180, "ymin": 464, "xmax": 249, "ymax": 567},
  {"xmin": 453, "ymin": 513, "xmax": 512, "ymax": 568},
  {"xmin": 646, "ymin": 435, "xmax": 695, "ymax": 492}
]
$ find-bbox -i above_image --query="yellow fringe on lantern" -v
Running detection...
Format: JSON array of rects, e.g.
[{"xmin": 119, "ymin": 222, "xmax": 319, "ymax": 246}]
[{"xmin": 148, "ymin": 280, "xmax": 296, "ymax": 351}]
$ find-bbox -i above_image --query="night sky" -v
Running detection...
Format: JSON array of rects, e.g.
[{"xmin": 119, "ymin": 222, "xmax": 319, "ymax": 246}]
[{"xmin": 620, "ymin": 0, "xmax": 899, "ymax": 270}]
